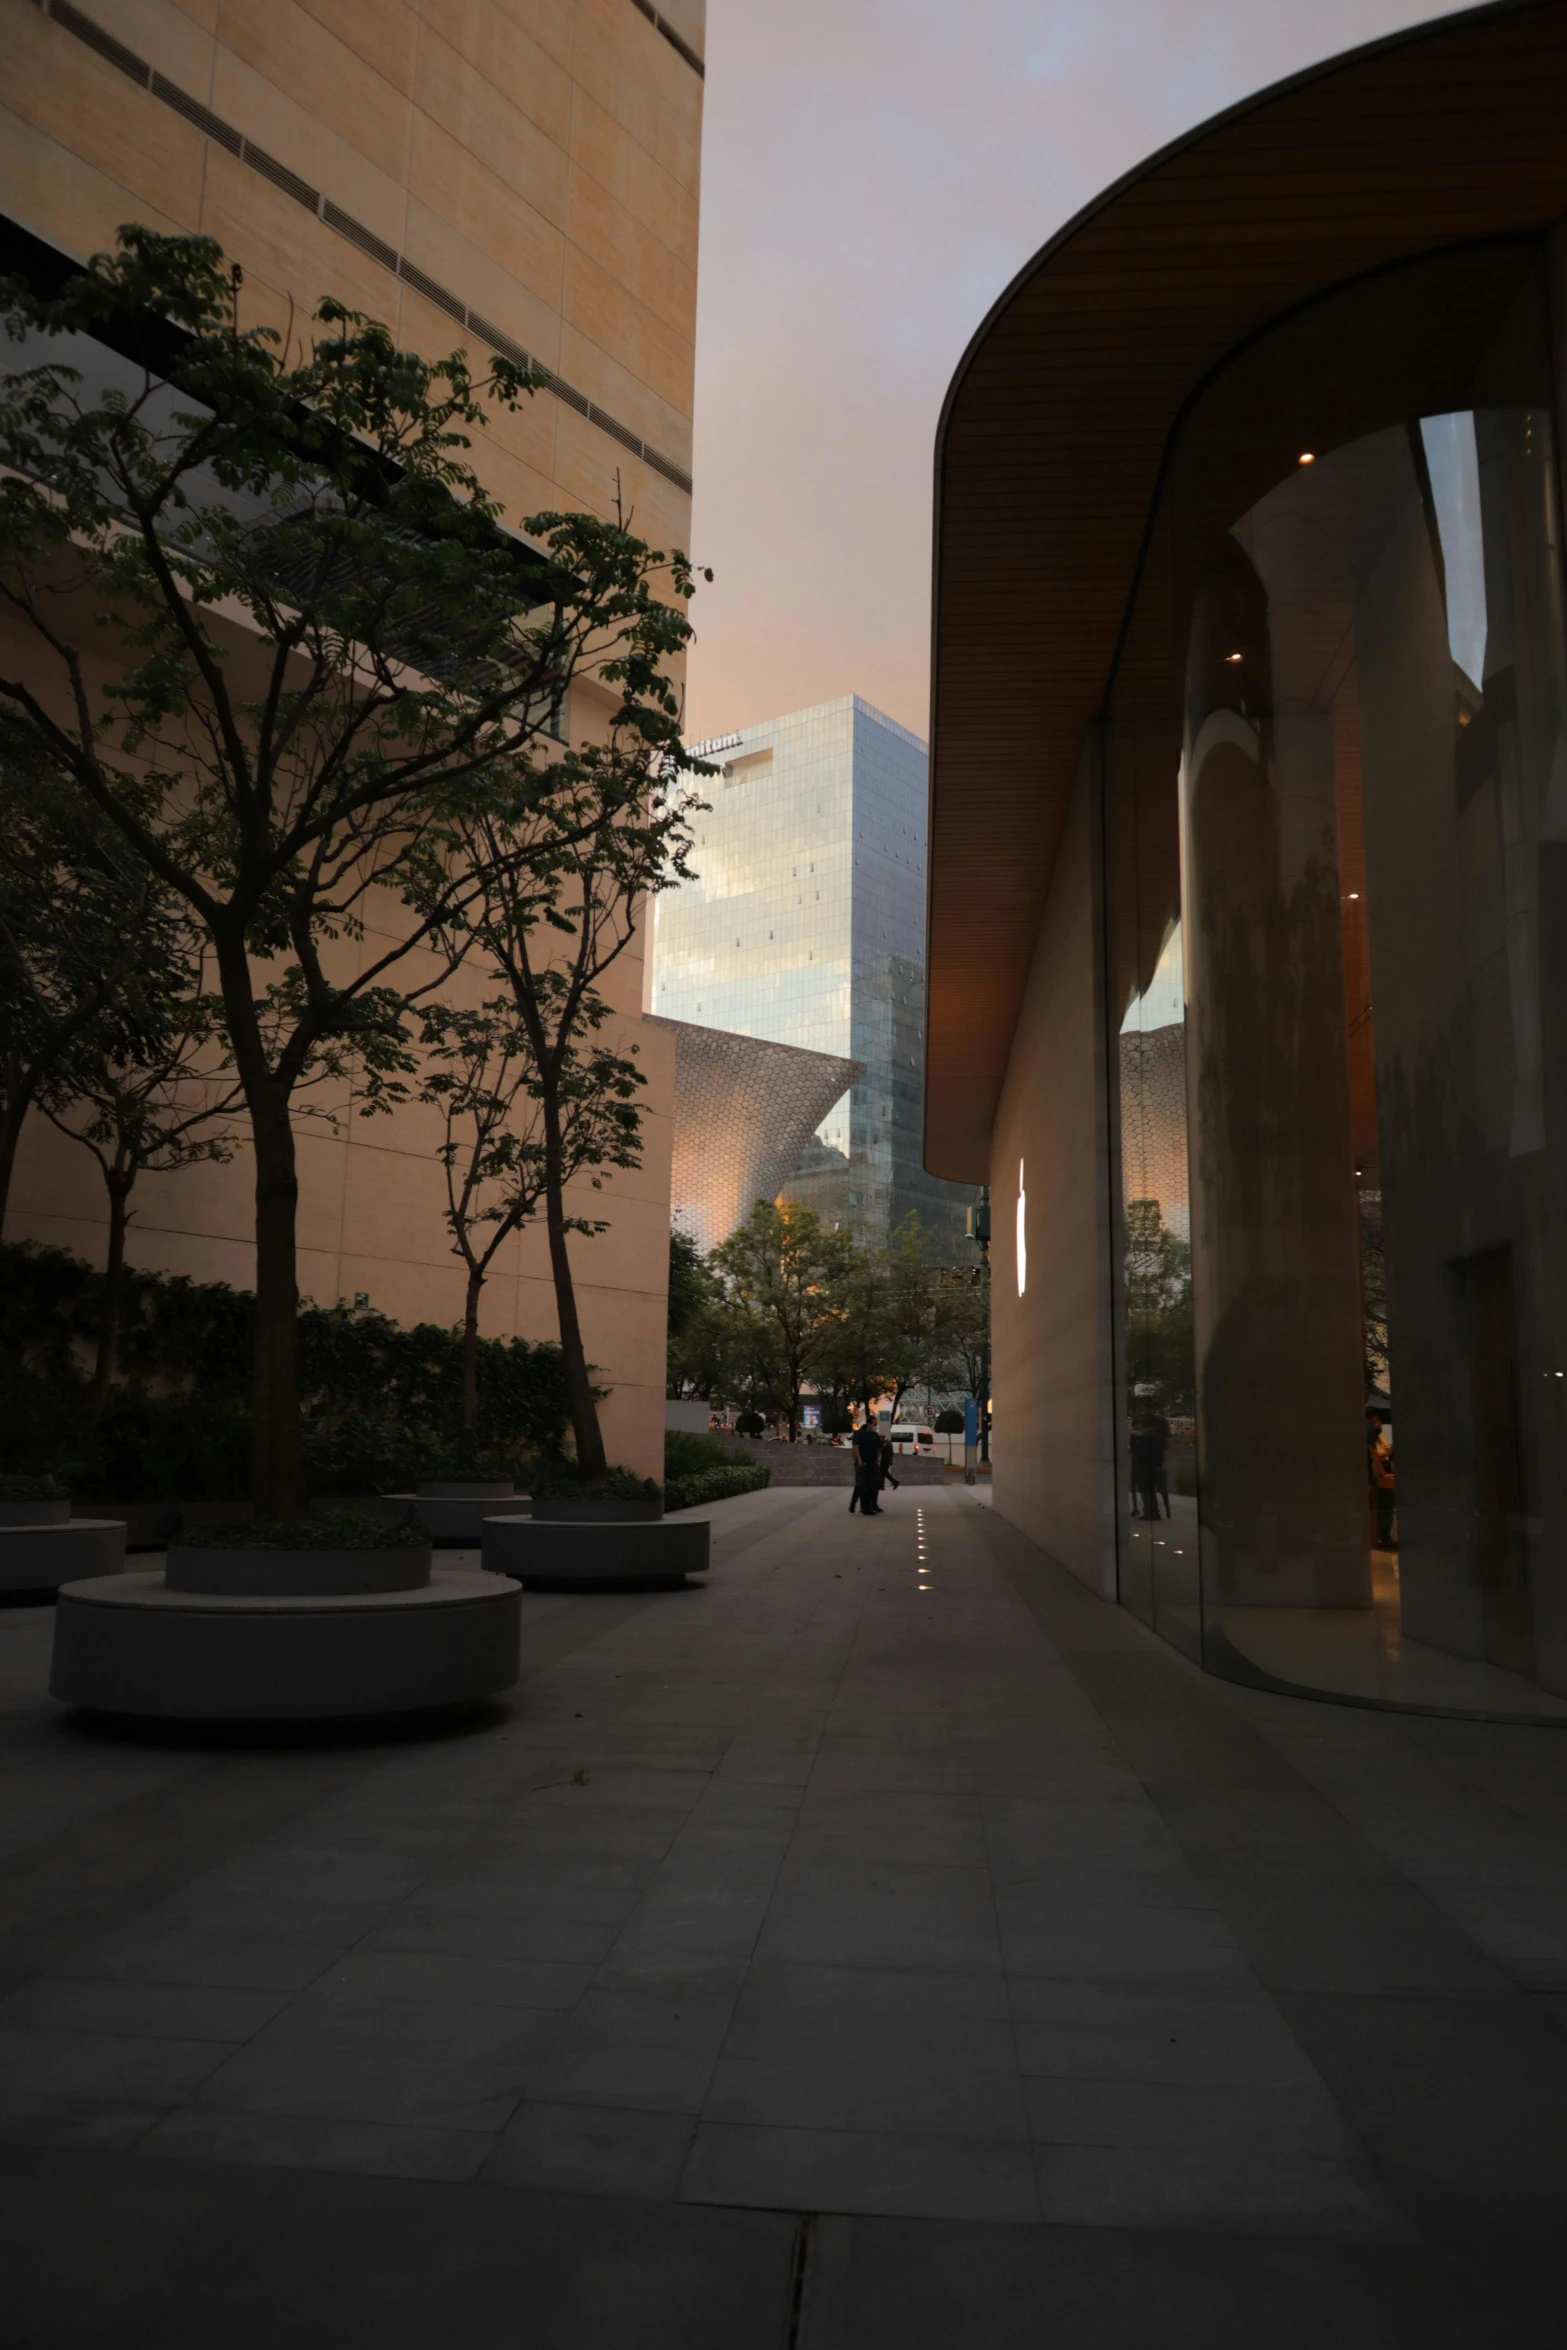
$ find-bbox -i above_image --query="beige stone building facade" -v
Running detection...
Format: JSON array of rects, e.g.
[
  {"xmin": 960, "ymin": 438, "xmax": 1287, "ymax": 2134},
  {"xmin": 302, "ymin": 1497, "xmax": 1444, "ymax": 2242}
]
[{"xmin": 2, "ymin": 0, "xmax": 707, "ymax": 1476}]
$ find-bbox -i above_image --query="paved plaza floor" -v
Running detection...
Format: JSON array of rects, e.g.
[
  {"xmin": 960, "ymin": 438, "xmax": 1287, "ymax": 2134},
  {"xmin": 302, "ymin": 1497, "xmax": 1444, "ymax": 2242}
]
[{"xmin": 2, "ymin": 1483, "xmax": 1565, "ymax": 2345}]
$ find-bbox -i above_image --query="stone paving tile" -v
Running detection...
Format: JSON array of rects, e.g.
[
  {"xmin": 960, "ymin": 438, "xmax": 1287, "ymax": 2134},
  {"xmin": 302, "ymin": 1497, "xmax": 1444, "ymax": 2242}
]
[
  {"xmin": 184, "ymin": 2041, "xmax": 535, "ymax": 2133},
  {"xmin": 0, "ymin": 1975, "xmax": 290, "ymax": 2043},
  {"xmin": 50, "ymin": 1921, "xmax": 348, "ymax": 1994},
  {"xmin": 480, "ymin": 2100, "xmax": 696, "ymax": 2198},
  {"xmin": 1007, "ymin": 1976, "xmax": 1322, "ymax": 2087},
  {"xmin": 1022, "ymin": 2073, "xmax": 1356, "ymax": 2157},
  {"xmin": 140, "ymin": 2106, "xmax": 494, "ymax": 2182},
  {"xmin": 313, "ymin": 1947, "xmax": 590, "ymax": 2011},
  {"xmin": 681, "ymin": 2120, "xmax": 1040, "ymax": 2223},
  {"xmin": 996, "ymin": 1896, "xmax": 1249, "ymax": 1983},
  {"xmin": 1031, "ymin": 2143, "xmax": 1405, "ymax": 2236},
  {"xmin": 755, "ymin": 1856, "xmax": 1004, "ymax": 1974},
  {"xmin": 0, "ymin": 2023, "xmax": 233, "ymax": 2111}
]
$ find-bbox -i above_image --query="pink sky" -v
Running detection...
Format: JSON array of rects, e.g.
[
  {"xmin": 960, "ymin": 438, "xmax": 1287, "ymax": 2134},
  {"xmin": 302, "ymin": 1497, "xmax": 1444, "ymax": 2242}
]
[{"xmin": 682, "ymin": 0, "xmax": 1469, "ymax": 743}]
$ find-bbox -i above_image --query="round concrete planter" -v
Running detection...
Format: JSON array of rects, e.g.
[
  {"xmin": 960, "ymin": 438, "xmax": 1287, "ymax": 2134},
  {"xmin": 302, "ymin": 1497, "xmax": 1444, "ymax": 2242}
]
[
  {"xmin": 166, "ymin": 1541, "xmax": 432, "ymax": 1596},
  {"xmin": 375, "ymin": 1483, "xmax": 528, "ymax": 1545},
  {"xmin": 531, "ymin": 1495, "xmax": 663, "ymax": 1523},
  {"xmin": 0, "ymin": 1518, "xmax": 126, "ymax": 1595},
  {"xmin": 50, "ymin": 1568, "xmax": 522, "ymax": 1721},
  {"xmin": 482, "ymin": 1512, "xmax": 708, "ymax": 1589},
  {"xmin": 0, "ymin": 1497, "xmax": 70, "ymax": 1529}
]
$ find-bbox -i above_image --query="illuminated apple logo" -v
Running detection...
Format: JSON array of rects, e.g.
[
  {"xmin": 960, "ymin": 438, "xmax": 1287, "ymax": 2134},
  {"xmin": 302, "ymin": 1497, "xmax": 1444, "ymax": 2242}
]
[{"xmin": 1016, "ymin": 1158, "xmax": 1027, "ymax": 1296}]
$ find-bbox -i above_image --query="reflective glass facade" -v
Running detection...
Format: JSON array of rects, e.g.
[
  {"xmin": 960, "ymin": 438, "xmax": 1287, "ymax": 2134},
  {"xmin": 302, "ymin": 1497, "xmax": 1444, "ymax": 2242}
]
[
  {"xmin": 653, "ymin": 696, "xmax": 976, "ymax": 1253},
  {"xmin": 1108, "ymin": 235, "xmax": 1567, "ymax": 1719}
]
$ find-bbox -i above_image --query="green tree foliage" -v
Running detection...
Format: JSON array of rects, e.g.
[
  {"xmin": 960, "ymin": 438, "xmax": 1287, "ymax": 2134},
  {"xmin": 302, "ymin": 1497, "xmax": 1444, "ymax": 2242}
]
[
  {"xmin": 0, "ymin": 754, "xmax": 168, "ymax": 1233},
  {"xmin": 939, "ymin": 1257, "xmax": 990, "ymax": 1408},
  {"xmin": 0, "ymin": 227, "xmax": 703, "ymax": 1512},
  {"xmin": 708, "ymin": 1199, "xmax": 854, "ymax": 1441},
  {"xmin": 1123, "ymin": 1198, "xmax": 1194, "ymax": 1413},
  {"xmin": 43, "ymin": 923, "xmax": 241, "ymax": 1416},
  {"xmin": 450, "ymin": 673, "xmax": 706, "ymax": 1475},
  {"xmin": 420, "ymin": 992, "xmax": 643, "ymax": 1432},
  {"xmin": 666, "ymin": 1223, "xmax": 724, "ymax": 1399}
]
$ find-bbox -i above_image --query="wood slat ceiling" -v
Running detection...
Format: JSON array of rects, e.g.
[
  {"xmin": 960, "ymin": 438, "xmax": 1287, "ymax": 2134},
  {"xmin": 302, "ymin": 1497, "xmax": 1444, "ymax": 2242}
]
[{"xmin": 925, "ymin": 0, "xmax": 1567, "ymax": 1180}]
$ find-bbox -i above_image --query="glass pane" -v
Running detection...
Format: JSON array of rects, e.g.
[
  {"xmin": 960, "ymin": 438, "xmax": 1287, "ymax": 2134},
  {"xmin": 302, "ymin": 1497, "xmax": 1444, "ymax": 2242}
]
[{"xmin": 1107, "ymin": 235, "xmax": 1567, "ymax": 1718}]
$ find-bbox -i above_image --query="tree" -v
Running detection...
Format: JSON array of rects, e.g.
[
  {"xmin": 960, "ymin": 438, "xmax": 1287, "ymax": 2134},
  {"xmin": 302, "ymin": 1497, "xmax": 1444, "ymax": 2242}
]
[
  {"xmin": 44, "ymin": 931, "xmax": 240, "ymax": 1416},
  {"xmin": 454, "ymin": 692, "xmax": 705, "ymax": 1476},
  {"xmin": 1123, "ymin": 1198, "xmax": 1194, "ymax": 1413},
  {"xmin": 419, "ymin": 990, "xmax": 644, "ymax": 1434},
  {"xmin": 941, "ymin": 1258, "xmax": 991, "ymax": 1411},
  {"xmin": 0, "ymin": 229, "xmax": 701, "ymax": 1511},
  {"xmin": 709, "ymin": 1200, "xmax": 853, "ymax": 1442},
  {"xmin": 0, "ymin": 753, "xmax": 162, "ymax": 1235},
  {"xmin": 667, "ymin": 1223, "xmax": 723, "ymax": 1399},
  {"xmin": 817, "ymin": 1218, "xmax": 957, "ymax": 1425},
  {"xmin": 934, "ymin": 1405, "xmax": 965, "ymax": 1463}
]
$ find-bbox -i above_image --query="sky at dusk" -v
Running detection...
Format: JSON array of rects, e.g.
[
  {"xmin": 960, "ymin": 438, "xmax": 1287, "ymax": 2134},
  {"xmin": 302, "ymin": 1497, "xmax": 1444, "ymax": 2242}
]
[{"xmin": 681, "ymin": 0, "xmax": 1469, "ymax": 744}]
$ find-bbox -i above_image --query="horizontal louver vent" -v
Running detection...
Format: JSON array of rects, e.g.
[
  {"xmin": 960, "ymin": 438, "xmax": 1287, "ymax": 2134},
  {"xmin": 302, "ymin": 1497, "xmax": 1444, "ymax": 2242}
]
[
  {"xmin": 36, "ymin": 0, "xmax": 694, "ymax": 498},
  {"xmin": 466, "ymin": 314, "xmax": 533, "ymax": 371},
  {"xmin": 322, "ymin": 202, "xmax": 398, "ymax": 273},
  {"xmin": 151, "ymin": 75, "xmax": 241, "ymax": 153},
  {"xmin": 49, "ymin": 0, "xmax": 145, "ymax": 82},
  {"xmin": 397, "ymin": 259, "xmax": 466, "ymax": 325},
  {"xmin": 240, "ymin": 142, "xmax": 319, "ymax": 211},
  {"xmin": 627, "ymin": 0, "xmax": 705, "ymax": 76}
]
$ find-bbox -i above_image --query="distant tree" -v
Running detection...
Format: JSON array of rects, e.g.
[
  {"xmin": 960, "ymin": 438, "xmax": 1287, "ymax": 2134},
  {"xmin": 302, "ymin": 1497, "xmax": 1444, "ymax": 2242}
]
[
  {"xmin": 666, "ymin": 1223, "xmax": 723, "ymax": 1399},
  {"xmin": 419, "ymin": 990, "xmax": 643, "ymax": 1433},
  {"xmin": 709, "ymin": 1199, "xmax": 853, "ymax": 1442},
  {"xmin": 934, "ymin": 1404, "xmax": 965, "ymax": 1464},
  {"xmin": 1123, "ymin": 1199, "xmax": 1193, "ymax": 1413},
  {"xmin": 818, "ymin": 1217, "xmax": 957, "ymax": 1423},
  {"xmin": 940, "ymin": 1258, "xmax": 990, "ymax": 1410}
]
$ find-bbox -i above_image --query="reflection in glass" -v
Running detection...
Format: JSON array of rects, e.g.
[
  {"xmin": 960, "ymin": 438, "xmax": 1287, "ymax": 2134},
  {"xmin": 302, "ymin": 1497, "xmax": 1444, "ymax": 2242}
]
[{"xmin": 1107, "ymin": 239, "xmax": 1567, "ymax": 1718}]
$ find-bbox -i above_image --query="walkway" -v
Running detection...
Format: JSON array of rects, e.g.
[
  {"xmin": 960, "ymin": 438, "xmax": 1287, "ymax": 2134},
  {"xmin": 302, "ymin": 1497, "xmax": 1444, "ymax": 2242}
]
[{"xmin": 2, "ymin": 1485, "xmax": 1565, "ymax": 2344}]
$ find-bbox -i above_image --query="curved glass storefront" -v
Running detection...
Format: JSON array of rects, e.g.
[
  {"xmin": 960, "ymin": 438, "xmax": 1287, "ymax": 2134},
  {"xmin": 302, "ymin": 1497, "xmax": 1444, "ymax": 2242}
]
[{"xmin": 1108, "ymin": 235, "xmax": 1567, "ymax": 1718}]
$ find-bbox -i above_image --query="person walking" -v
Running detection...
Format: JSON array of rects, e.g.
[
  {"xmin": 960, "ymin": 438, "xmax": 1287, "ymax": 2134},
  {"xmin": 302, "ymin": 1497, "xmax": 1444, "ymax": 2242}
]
[
  {"xmin": 1148, "ymin": 1409, "xmax": 1171, "ymax": 1518},
  {"xmin": 879, "ymin": 1431, "xmax": 900, "ymax": 1497},
  {"xmin": 848, "ymin": 1416, "xmax": 883, "ymax": 1514}
]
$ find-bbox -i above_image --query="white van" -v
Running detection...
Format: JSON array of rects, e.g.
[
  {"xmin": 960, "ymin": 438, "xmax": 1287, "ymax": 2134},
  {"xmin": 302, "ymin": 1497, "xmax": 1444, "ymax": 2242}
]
[{"xmin": 888, "ymin": 1425, "xmax": 936, "ymax": 1455}]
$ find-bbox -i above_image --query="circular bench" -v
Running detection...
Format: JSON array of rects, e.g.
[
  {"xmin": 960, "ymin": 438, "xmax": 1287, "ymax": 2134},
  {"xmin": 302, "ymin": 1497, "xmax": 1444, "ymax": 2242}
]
[
  {"xmin": 481, "ymin": 1513, "xmax": 710, "ymax": 1590},
  {"xmin": 50, "ymin": 1565, "xmax": 521, "ymax": 1721}
]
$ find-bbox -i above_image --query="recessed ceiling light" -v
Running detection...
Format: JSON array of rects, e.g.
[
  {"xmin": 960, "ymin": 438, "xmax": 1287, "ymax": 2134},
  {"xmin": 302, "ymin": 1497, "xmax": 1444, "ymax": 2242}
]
[
  {"xmin": 1225, "ymin": 652, "xmax": 1243, "ymax": 664},
  {"xmin": 1299, "ymin": 451, "xmax": 1316, "ymax": 465}
]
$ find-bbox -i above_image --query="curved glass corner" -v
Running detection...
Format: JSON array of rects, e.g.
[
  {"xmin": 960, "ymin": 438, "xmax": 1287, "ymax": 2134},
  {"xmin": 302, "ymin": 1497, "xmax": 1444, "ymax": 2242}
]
[{"xmin": 1107, "ymin": 235, "xmax": 1567, "ymax": 1720}]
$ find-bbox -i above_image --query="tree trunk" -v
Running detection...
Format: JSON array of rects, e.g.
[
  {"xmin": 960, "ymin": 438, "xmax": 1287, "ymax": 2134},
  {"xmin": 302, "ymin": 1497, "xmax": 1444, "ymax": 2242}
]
[
  {"xmin": 250, "ymin": 1093, "xmax": 303, "ymax": 1516},
  {"xmin": 0, "ymin": 1088, "xmax": 31, "ymax": 1242},
  {"xmin": 541, "ymin": 1102, "xmax": 606, "ymax": 1476},
  {"xmin": 89, "ymin": 1152, "xmax": 134, "ymax": 1421},
  {"xmin": 462, "ymin": 1267, "xmax": 483, "ymax": 1433}
]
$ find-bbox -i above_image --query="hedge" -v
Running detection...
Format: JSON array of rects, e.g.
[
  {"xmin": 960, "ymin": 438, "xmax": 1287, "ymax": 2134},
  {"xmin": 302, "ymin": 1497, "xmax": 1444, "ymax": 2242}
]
[{"xmin": 0, "ymin": 1240, "xmax": 572, "ymax": 1501}]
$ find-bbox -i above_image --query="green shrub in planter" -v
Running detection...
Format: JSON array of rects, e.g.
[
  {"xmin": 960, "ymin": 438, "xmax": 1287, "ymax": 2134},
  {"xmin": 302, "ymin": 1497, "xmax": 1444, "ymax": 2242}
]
[
  {"xmin": 735, "ymin": 1409, "xmax": 766, "ymax": 1438},
  {"xmin": 0, "ymin": 1472, "xmax": 61, "ymax": 1503},
  {"xmin": 170, "ymin": 1511, "xmax": 428, "ymax": 1552},
  {"xmin": 664, "ymin": 1462, "xmax": 770, "ymax": 1512},
  {"xmin": 530, "ymin": 1462, "xmax": 662, "ymax": 1506},
  {"xmin": 663, "ymin": 1430, "xmax": 737, "ymax": 1480}
]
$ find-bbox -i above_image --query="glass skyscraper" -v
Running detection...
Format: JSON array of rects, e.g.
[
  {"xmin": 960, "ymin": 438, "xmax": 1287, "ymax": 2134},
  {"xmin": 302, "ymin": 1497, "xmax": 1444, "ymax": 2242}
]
[{"xmin": 652, "ymin": 695, "xmax": 976, "ymax": 1256}]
